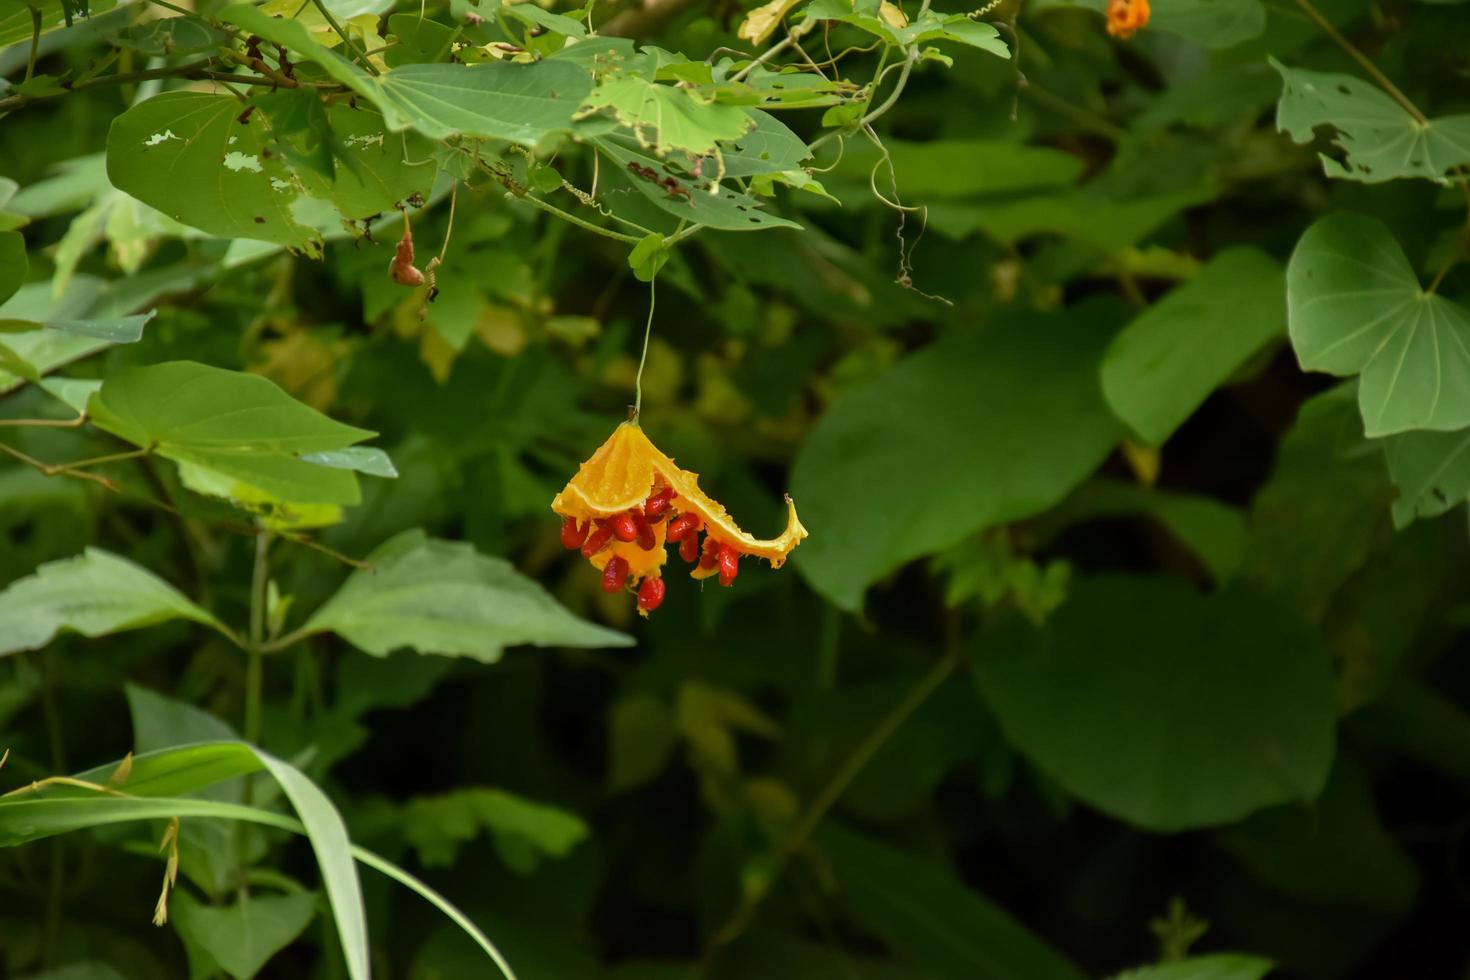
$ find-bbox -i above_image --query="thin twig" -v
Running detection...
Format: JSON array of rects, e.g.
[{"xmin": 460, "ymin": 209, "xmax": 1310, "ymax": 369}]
[
  {"xmin": 703, "ymin": 648, "xmax": 961, "ymax": 957},
  {"xmin": 1292, "ymin": 0, "xmax": 1425, "ymax": 123}
]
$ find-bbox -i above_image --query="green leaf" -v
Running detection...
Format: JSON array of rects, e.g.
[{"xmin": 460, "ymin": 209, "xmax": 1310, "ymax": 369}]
[
  {"xmin": 375, "ymin": 61, "xmax": 595, "ymax": 144},
  {"xmin": 0, "ymin": 743, "xmax": 515, "ymax": 980},
  {"xmin": 1102, "ymin": 247, "xmax": 1285, "ymax": 445},
  {"xmin": 717, "ymin": 109, "xmax": 810, "ymax": 178},
  {"xmin": 817, "ymin": 822, "xmax": 1089, "ymax": 980},
  {"xmin": 975, "ymin": 576, "xmax": 1336, "ymax": 831},
  {"xmin": 401, "ymin": 788, "xmax": 588, "ymax": 872},
  {"xmin": 87, "ymin": 361, "xmax": 378, "ymax": 508},
  {"xmin": 298, "ymin": 447, "xmax": 399, "ymax": 479},
  {"xmin": 1108, "ymin": 954, "xmax": 1275, "ymax": 980},
  {"xmin": 1272, "ymin": 59, "xmax": 1470, "ymax": 184},
  {"xmin": 1287, "ymin": 211, "xmax": 1470, "ymax": 436},
  {"xmin": 0, "ymin": 0, "xmax": 121, "ymax": 46},
  {"xmin": 279, "ymin": 103, "xmax": 437, "ymax": 220},
  {"xmin": 628, "ymin": 232, "xmax": 670, "ymax": 282},
  {"xmin": 593, "ymin": 136, "xmax": 802, "ymax": 232},
  {"xmin": 791, "ymin": 305, "xmax": 1124, "ymax": 610},
  {"xmin": 608, "ymin": 694, "xmax": 677, "ymax": 791},
  {"xmin": 107, "ymin": 92, "xmax": 322, "ymax": 253},
  {"xmin": 0, "ymin": 231, "xmax": 25, "ymax": 304},
  {"xmin": 1217, "ymin": 757, "xmax": 1417, "ymax": 913},
  {"xmin": 26, "ymin": 309, "xmax": 154, "ymax": 343},
  {"xmin": 0, "ymin": 548, "xmax": 227, "ymax": 656},
  {"xmin": 172, "ymin": 890, "xmax": 318, "ymax": 980},
  {"xmin": 223, "ymin": 6, "xmax": 594, "ymax": 148},
  {"xmin": 579, "ymin": 76, "xmax": 753, "ymax": 157},
  {"xmin": 1381, "ymin": 425, "xmax": 1470, "ymax": 526},
  {"xmin": 298, "ymin": 529, "xmax": 633, "ymax": 660}
]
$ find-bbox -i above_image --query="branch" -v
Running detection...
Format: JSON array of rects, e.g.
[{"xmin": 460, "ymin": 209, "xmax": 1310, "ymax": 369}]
[{"xmin": 0, "ymin": 59, "xmax": 218, "ymax": 114}]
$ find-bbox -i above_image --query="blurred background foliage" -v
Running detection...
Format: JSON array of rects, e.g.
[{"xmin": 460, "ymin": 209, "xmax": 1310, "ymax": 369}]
[{"xmin": 2, "ymin": 0, "xmax": 1470, "ymax": 977}]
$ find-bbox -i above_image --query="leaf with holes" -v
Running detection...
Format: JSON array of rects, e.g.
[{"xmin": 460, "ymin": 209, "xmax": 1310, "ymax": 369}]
[
  {"xmin": 592, "ymin": 136, "xmax": 801, "ymax": 231},
  {"xmin": 579, "ymin": 76, "xmax": 753, "ymax": 157},
  {"xmin": 1381, "ymin": 426, "xmax": 1470, "ymax": 526},
  {"xmin": 107, "ymin": 92, "xmax": 322, "ymax": 253},
  {"xmin": 1272, "ymin": 59, "xmax": 1470, "ymax": 184},
  {"xmin": 1287, "ymin": 211, "xmax": 1470, "ymax": 436}
]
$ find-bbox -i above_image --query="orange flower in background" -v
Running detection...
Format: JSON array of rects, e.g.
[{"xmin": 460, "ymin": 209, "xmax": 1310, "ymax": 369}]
[
  {"xmin": 1106, "ymin": 0, "xmax": 1150, "ymax": 38},
  {"xmin": 552, "ymin": 422, "xmax": 808, "ymax": 615}
]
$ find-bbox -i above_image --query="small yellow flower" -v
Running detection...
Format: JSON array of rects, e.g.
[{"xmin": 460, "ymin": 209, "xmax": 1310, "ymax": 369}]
[
  {"xmin": 1106, "ymin": 0, "xmax": 1149, "ymax": 38},
  {"xmin": 551, "ymin": 422, "xmax": 808, "ymax": 615}
]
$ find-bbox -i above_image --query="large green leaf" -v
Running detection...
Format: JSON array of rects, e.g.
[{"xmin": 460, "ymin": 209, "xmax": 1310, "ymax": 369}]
[
  {"xmin": 297, "ymin": 529, "xmax": 633, "ymax": 660},
  {"xmin": 0, "ymin": 549, "xmax": 227, "ymax": 656},
  {"xmin": 1102, "ymin": 247, "xmax": 1285, "ymax": 445},
  {"xmin": 87, "ymin": 361, "xmax": 377, "ymax": 509},
  {"xmin": 172, "ymin": 890, "xmax": 318, "ymax": 980},
  {"xmin": 374, "ymin": 61, "xmax": 595, "ymax": 143},
  {"xmin": 107, "ymin": 92, "xmax": 322, "ymax": 253},
  {"xmin": 975, "ymin": 576, "xmax": 1336, "ymax": 831},
  {"xmin": 1272, "ymin": 60, "xmax": 1470, "ymax": 183},
  {"xmin": 221, "ymin": 5, "xmax": 592, "ymax": 146},
  {"xmin": 791, "ymin": 306, "xmax": 1124, "ymax": 610},
  {"xmin": 817, "ymin": 823, "xmax": 1089, "ymax": 980},
  {"xmin": 1287, "ymin": 211, "xmax": 1470, "ymax": 436}
]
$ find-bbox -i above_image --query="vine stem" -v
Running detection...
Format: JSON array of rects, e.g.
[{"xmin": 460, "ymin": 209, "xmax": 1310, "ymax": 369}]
[
  {"xmin": 1292, "ymin": 0, "xmax": 1425, "ymax": 123},
  {"xmin": 633, "ymin": 276, "xmax": 656, "ymax": 421},
  {"xmin": 703, "ymin": 647, "xmax": 960, "ymax": 958}
]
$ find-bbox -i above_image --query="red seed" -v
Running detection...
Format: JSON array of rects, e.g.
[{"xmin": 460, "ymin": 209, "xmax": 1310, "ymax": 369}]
[
  {"xmin": 643, "ymin": 486, "xmax": 673, "ymax": 520},
  {"xmin": 581, "ymin": 523, "xmax": 614, "ymax": 558},
  {"xmin": 630, "ymin": 510, "xmax": 657, "ymax": 551},
  {"xmin": 666, "ymin": 512, "xmax": 701, "ymax": 542},
  {"xmin": 717, "ymin": 545, "xmax": 739, "ymax": 587},
  {"xmin": 679, "ymin": 533, "xmax": 699, "ymax": 563},
  {"xmin": 602, "ymin": 555, "xmax": 630, "ymax": 593},
  {"xmin": 610, "ymin": 512, "xmax": 638, "ymax": 542},
  {"xmin": 699, "ymin": 537, "xmax": 720, "ymax": 570},
  {"xmin": 637, "ymin": 576, "xmax": 666, "ymax": 611},
  {"xmin": 560, "ymin": 516, "xmax": 588, "ymax": 550}
]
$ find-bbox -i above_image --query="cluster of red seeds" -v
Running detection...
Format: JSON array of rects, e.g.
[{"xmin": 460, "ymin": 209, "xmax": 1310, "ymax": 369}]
[{"xmin": 559, "ymin": 484, "xmax": 744, "ymax": 612}]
